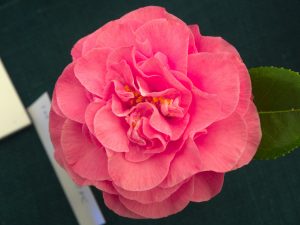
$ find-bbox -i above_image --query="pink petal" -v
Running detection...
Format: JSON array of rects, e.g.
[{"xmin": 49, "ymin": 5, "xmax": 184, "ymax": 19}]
[
  {"xmin": 107, "ymin": 46, "xmax": 136, "ymax": 67},
  {"xmin": 195, "ymin": 112, "xmax": 248, "ymax": 172},
  {"xmin": 121, "ymin": 6, "xmax": 168, "ymax": 24},
  {"xmin": 74, "ymin": 48, "xmax": 111, "ymax": 97},
  {"xmin": 94, "ymin": 104, "xmax": 129, "ymax": 152},
  {"xmin": 60, "ymin": 119, "xmax": 87, "ymax": 165},
  {"xmin": 190, "ymin": 172, "xmax": 224, "ymax": 202},
  {"xmin": 85, "ymin": 101, "xmax": 105, "ymax": 133},
  {"xmin": 49, "ymin": 109, "xmax": 66, "ymax": 167},
  {"xmin": 198, "ymin": 36, "xmax": 240, "ymax": 56},
  {"xmin": 139, "ymin": 58, "xmax": 192, "ymax": 113},
  {"xmin": 184, "ymin": 88, "xmax": 221, "ymax": 138},
  {"xmin": 55, "ymin": 63, "xmax": 90, "ymax": 123},
  {"xmin": 119, "ymin": 179, "xmax": 193, "ymax": 218},
  {"xmin": 234, "ymin": 101, "xmax": 262, "ymax": 168},
  {"xmin": 106, "ymin": 47, "xmax": 139, "ymax": 89},
  {"xmin": 135, "ymin": 19, "xmax": 190, "ymax": 73},
  {"xmin": 188, "ymin": 24, "xmax": 201, "ymax": 53},
  {"xmin": 188, "ymin": 34, "xmax": 251, "ymax": 116},
  {"xmin": 106, "ymin": 80, "xmax": 134, "ymax": 102},
  {"xmin": 72, "ymin": 146, "xmax": 110, "ymax": 181},
  {"xmin": 107, "ymin": 60, "xmax": 135, "ymax": 88},
  {"xmin": 108, "ymin": 151, "xmax": 175, "ymax": 191},
  {"xmin": 136, "ymin": 72, "xmax": 171, "ymax": 93},
  {"xmin": 71, "ymin": 27, "xmax": 104, "ymax": 60},
  {"xmin": 111, "ymin": 94, "xmax": 132, "ymax": 117},
  {"xmin": 94, "ymin": 181, "xmax": 118, "ymax": 195},
  {"xmin": 61, "ymin": 120, "xmax": 110, "ymax": 181},
  {"xmin": 103, "ymin": 192, "xmax": 144, "ymax": 219},
  {"xmin": 49, "ymin": 110, "xmax": 93, "ymax": 185},
  {"xmin": 71, "ymin": 35, "xmax": 86, "ymax": 60},
  {"xmin": 145, "ymin": 98, "xmax": 190, "ymax": 140},
  {"xmin": 160, "ymin": 138, "xmax": 202, "ymax": 188},
  {"xmin": 193, "ymin": 31, "xmax": 251, "ymax": 116},
  {"xmin": 142, "ymin": 117, "xmax": 167, "ymax": 153},
  {"xmin": 51, "ymin": 87, "xmax": 65, "ymax": 118},
  {"xmin": 113, "ymin": 180, "xmax": 183, "ymax": 204},
  {"xmin": 95, "ymin": 20, "xmax": 136, "ymax": 49},
  {"xmin": 235, "ymin": 62, "xmax": 252, "ymax": 116},
  {"xmin": 124, "ymin": 143, "xmax": 153, "ymax": 163},
  {"xmin": 167, "ymin": 114, "xmax": 190, "ymax": 140},
  {"xmin": 188, "ymin": 53, "xmax": 240, "ymax": 119},
  {"xmin": 121, "ymin": 6, "xmax": 185, "ymax": 30},
  {"xmin": 81, "ymin": 29, "xmax": 102, "ymax": 56},
  {"xmin": 149, "ymin": 103, "xmax": 187, "ymax": 141}
]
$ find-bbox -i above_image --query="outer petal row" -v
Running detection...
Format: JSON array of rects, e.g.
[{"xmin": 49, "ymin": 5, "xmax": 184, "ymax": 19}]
[{"xmin": 103, "ymin": 171, "xmax": 224, "ymax": 218}]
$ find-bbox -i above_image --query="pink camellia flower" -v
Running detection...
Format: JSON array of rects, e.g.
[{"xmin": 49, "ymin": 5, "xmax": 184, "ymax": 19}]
[{"xmin": 49, "ymin": 6, "xmax": 261, "ymax": 219}]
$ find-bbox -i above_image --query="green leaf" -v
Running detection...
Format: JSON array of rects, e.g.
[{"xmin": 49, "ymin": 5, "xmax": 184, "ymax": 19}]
[{"xmin": 249, "ymin": 66, "xmax": 300, "ymax": 159}]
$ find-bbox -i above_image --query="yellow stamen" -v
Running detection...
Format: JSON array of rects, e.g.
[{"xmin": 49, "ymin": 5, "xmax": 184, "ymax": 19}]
[
  {"xmin": 133, "ymin": 91, "xmax": 140, "ymax": 97},
  {"xmin": 124, "ymin": 85, "xmax": 131, "ymax": 92},
  {"xmin": 124, "ymin": 85, "xmax": 173, "ymax": 108},
  {"xmin": 158, "ymin": 96, "xmax": 171, "ymax": 105},
  {"xmin": 152, "ymin": 97, "xmax": 159, "ymax": 103},
  {"xmin": 136, "ymin": 96, "xmax": 143, "ymax": 103}
]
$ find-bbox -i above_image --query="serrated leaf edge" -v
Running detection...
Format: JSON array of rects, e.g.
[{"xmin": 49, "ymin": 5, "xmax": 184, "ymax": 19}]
[
  {"xmin": 249, "ymin": 66, "xmax": 300, "ymax": 78},
  {"xmin": 255, "ymin": 144, "xmax": 300, "ymax": 160},
  {"xmin": 250, "ymin": 66, "xmax": 300, "ymax": 160}
]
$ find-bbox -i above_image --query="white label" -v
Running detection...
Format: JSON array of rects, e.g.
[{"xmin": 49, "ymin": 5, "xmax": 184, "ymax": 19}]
[
  {"xmin": 0, "ymin": 59, "xmax": 31, "ymax": 139},
  {"xmin": 27, "ymin": 93, "xmax": 106, "ymax": 225}
]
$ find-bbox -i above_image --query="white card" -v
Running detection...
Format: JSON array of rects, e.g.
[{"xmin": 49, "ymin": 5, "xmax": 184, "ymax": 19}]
[
  {"xmin": 27, "ymin": 93, "xmax": 106, "ymax": 225},
  {"xmin": 0, "ymin": 59, "xmax": 31, "ymax": 139}
]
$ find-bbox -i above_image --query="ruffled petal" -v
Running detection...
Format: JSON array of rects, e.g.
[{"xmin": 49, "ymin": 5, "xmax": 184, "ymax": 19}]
[
  {"xmin": 95, "ymin": 20, "xmax": 136, "ymax": 49},
  {"xmin": 103, "ymin": 192, "xmax": 144, "ymax": 219},
  {"xmin": 188, "ymin": 24, "xmax": 201, "ymax": 52},
  {"xmin": 106, "ymin": 59, "xmax": 135, "ymax": 88},
  {"xmin": 74, "ymin": 48, "xmax": 111, "ymax": 97},
  {"xmin": 71, "ymin": 25, "xmax": 105, "ymax": 59},
  {"xmin": 235, "ymin": 62, "xmax": 252, "ymax": 116},
  {"xmin": 55, "ymin": 63, "xmax": 90, "ymax": 123},
  {"xmin": 188, "ymin": 33, "xmax": 251, "ymax": 116},
  {"xmin": 94, "ymin": 181, "xmax": 118, "ymax": 194},
  {"xmin": 108, "ymin": 151, "xmax": 175, "ymax": 191},
  {"xmin": 198, "ymin": 36, "xmax": 240, "ymax": 56},
  {"xmin": 135, "ymin": 19, "xmax": 190, "ymax": 73},
  {"xmin": 81, "ymin": 29, "xmax": 103, "ymax": 56},
  {"xmin": 94, "ymin": 104, "xmax": 129, "ymax": 152},
  {"xmin": 49, "ymin": 109, "xmax": 66, "ymax": 167},
  {"xmin": 184, "ymin": 88, "xmax": 221, "ymax": 138},
  {"xmin": 124, "ymin": 143, "xmax": 153, "ymax": 163},
  {"xmin": 49, "ymin": 110, "xmax": 93, "ymax": 185},
  {"xmin": 60, "ymin": 119, "xmax": 86, "ymax": 165},
  {"xmin": 72, "ymin": 146, "xmax": 110, "ymax": 181},
  {"xmin": 111, "ymin": 94, "xmax": 132, "ymax": 117},
  {"xmin": 190, "ymin": 172, "xmax": 224, "ymax": 202},
  {"xmin": 195, "ymin": 112, "xmax": 248, "ymax": 172},
  {"xmin": 188, "ymin": 53, "xmax": 240, "ymax": 119},
  {"xmin": 85, "ymin": 101, "xmax": 105, "ymax": 134},
  {"xmin": 119, "ymin": 179, "xmax": 193, "ymax": 218},
  {"xmin": 113, "ymin": 180, "xmax": 183, "ymax": 204},
  {"xmin": 234, "ymin": 101, "xmax": 261, "ymax": 168},
  {"xmin": 142, "ymin": 117, "xmax": 167, "ymax": 153},
  {"xmin": 160, "ymin": 138, "xmax": 201, "ymax": 188},
  {"xmin": 71, "ymin": 35, "xmax": 86, "ymax": 60},
  {"xmin": 51, "ymin": 87, "xmax": 65, "ymax": 118},
  {"xmin": 61, "ymin": 119, "xmax": 110, "ymax": 181},
  {"xmin": 121, "ymin": 6, "xmax": 169, "ymax": 24},
  {"xmin": 149, "ymin": 103, "xmax": 187, "ymax": 141}
]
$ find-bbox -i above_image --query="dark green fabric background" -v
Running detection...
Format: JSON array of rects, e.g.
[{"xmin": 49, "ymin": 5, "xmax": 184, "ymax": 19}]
[{"xmin": 1, "ymin": 0, "xmax": 300, "ymax": 224}]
